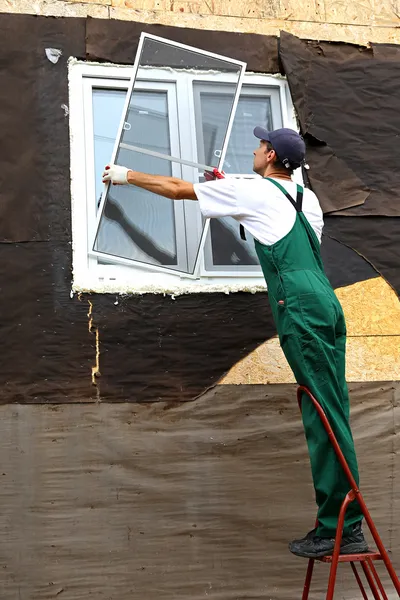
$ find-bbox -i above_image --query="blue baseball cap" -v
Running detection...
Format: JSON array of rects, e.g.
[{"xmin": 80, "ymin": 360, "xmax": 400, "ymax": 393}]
[{"xmin": 253, "ymin": 126, "xmax": 306, "ymax": 170}]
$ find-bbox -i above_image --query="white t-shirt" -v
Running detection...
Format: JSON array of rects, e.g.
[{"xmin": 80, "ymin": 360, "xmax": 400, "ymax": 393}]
[{"xmin": 193, "ymin": 177, "xmax": 324, "ymax": 245}]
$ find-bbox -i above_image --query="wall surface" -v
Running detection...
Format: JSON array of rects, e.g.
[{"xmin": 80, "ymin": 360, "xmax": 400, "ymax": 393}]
[
  {"xmin": 0, "ymin": 9, "xmax": 399, "ymax": 599},
  {"xmin": 3, "ymin": 0, "xmax": 400, "ymax": 44}
]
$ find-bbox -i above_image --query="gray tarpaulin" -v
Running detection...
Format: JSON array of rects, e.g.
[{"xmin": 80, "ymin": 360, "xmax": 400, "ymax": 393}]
[{"xmin": 1, "ymin": 382, "xmax": 399, "ymax": 599}]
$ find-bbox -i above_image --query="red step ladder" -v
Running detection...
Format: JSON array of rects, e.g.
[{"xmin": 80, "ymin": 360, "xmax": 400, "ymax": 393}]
[{"xmin": 297, "ymin": 385, "xmax": 400, "ymax": 600}]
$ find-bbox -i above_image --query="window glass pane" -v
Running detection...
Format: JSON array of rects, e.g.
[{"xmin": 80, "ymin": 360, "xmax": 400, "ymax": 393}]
[
  {"xmin": 225, "ymin": 95, "xmax": 273, "ymax": 174},
  {"xmin": 94, "ymin": 149, "xmax": 178, "ymax": 266},
  {"xmin": 193, "ymin": 84, "xmax": 239, "ymax": 168},
  {"xmin": 197, "ymin": 90, "xmax": 277, "ymax": 270},
  {"xmin": 209, "ymin": 216, "xmax": 259, "ymax": 266},
  {"xmin": 93, "ymin": 88, "xmax": 126, "ymax": 208},
  {"xmin": 93, "ymin": 88, "xmax": 171, "ymax": 207},
  {"xmin": 119, "ymin": 89, "xmax": 171, "ymax": 156},
  {"xmin": 195, "ymin": 89, "xmax": 273, "ymax": 174},
  {"xmin": 93, "ymin": 89, "xmax": 179, "ymax": 268}
]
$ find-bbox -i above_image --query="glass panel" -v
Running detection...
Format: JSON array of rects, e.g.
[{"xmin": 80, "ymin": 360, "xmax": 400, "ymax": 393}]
[
  {"xmin": 93, "ymin": 88, "xmax": 180, "ymax": 268},
  {"xmin": 224, "ymin": 94, "xmax": 273, "ymax": 174},
  {"xmin": 209, "ymin": 216, "xmax": 259, "ymax": 266},
  {"xmin": 94, "ymin": 149, "xmax": 178, "ymax": 267},
  {"xmin": 193, "ymin": 84, "xmax": 239, "ymax": 169},
  {"xmin": 120, "ymin": 87, "xmax": 171, "ymax": 157},
  {"xmin": 195, "ymin": 87, "xmax": 273, "ymax": 175},
  {"xmin": 93, "ymin": 88, "xmax": 126, "ymax": 208},
  {"xmin": 199, "ymin": 91, "xmax": 277, "ymax": 270},
  {"xmin": 93, "ymin": 88, "xmax": 170, "ymax": 208}
]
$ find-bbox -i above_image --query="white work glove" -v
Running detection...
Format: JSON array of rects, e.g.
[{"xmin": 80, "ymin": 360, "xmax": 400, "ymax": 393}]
[{"xmin": 102, "ymin": 164, "xmax": 129, "ymax": 185}]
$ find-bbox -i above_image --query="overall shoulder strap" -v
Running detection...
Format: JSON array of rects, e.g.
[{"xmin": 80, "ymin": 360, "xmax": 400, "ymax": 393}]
[
  {"xmin": 239, "ymin": 178, "xmax": 304, "ymax": 242},
  {"xmin": 264, "ymin": 177, "xmax": 303, "ymax": 213}
]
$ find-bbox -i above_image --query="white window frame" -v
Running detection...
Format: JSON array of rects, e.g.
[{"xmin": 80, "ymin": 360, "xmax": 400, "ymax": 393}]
[{"xmin": 69, "ymin": 61, "xmax": 299, "ymax": 294}]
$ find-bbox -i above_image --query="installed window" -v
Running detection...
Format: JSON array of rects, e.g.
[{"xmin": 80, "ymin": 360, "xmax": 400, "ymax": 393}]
[{"xmin": 69, "ymin": 38, "xmax": 297, "ymax": 293}]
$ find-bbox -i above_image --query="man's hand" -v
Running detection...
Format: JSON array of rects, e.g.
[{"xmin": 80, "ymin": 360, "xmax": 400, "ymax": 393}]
[
  {"xmin": 204, "ymin": 168, "xmax": 225, "ymax": 182},
  {"xmin": 101, "ymin": 166, "xmax": 197, "ymax": 201},
  {"xmin": 102, "ymin": 164, "xmax": 130, "ymax": 185}
]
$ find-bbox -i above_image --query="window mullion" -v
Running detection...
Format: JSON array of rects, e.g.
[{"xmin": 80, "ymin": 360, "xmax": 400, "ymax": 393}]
[
  {"xmin": 166, "ymin": 81, "xmax": 189, "ymax": 273},
  {"xmin": 177, "ymin": 73, "xmax": 204, "ymax": 277}
]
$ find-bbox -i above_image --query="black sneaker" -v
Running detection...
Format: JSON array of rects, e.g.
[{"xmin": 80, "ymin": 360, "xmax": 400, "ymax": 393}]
[
  {"xmin": 289, "ymin": 521, "xmax": 368, "ymax": 558},
  {"xmin": 291, "ymin": 527, "xmax": 318, "ymax": 544}
]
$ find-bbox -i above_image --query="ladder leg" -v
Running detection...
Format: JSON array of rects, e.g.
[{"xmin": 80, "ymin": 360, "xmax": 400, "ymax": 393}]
[
  {"xmin": 361, "ymin": 561, "xmax": 383, "ymax": 600},
  {"xmin": 367, "ymin": 559, "xmax": 389, "ymax": 600},
  {"xmin": 350, "ymin": 562, "xmax": 369, "ymax": 600},
  {"xmin": 302, "ymin": 559, "xmax": 314, "ymax": 600},
  {"xmin": 326, "ymin": 491, "xmax": 354, "ymax": 600},
  {"xmin": 357, "ymin": 493, "xmax": 400, "ymax": 595},
  {"xmin": 296, "ymin": 387, "xmax": 400, "ymax": 598}
]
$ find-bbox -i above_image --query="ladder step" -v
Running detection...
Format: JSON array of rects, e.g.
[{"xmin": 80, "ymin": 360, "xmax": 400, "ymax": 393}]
[{"xmin": 318, "ymin": 551, "xmax": 382, "ymax": 563}]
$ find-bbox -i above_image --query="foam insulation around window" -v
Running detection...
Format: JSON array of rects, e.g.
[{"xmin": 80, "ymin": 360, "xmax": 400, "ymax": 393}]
[
  {"xmin": 72, "ymin": 280, "xmax": 267, "ymax": 297},
  {"xmin": 45, "ymin": 47, "xmax": 62, "ymax": 64},
  {"xmin": 69, "ymin": 58, "xmax": 288, "ymax": 80}
]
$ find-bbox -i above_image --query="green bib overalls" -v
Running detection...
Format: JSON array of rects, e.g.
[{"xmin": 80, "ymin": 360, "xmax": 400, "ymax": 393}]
[{"xmin": 254, "ymin": 178, "xmax": 363, "ymax": 538}]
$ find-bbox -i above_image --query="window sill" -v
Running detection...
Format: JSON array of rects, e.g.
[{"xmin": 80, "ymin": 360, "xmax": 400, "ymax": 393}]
[{"xmin": 72, "ymin": 268, "xmax": 267, "ymax": 296}]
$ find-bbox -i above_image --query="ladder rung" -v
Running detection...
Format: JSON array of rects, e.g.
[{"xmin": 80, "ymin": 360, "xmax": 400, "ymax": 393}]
[{"xmin": 319, "ymin": 552, "xmax": 382, "ymax": 563}]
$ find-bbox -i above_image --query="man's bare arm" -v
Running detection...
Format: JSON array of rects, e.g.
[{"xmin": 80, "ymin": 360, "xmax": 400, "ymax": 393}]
[
  {"xmin": 102, "ymin": 164, "xmax": 198, "ymax": 200},
  {"xmin": 127, "ymin": 170, "xmax": 198, "ymax": 200}
]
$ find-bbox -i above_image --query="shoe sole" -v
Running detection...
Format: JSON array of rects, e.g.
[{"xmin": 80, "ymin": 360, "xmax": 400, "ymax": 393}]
[{"xmin": 289, "ymin": 541, "xmax": 369, "ymax": 559}]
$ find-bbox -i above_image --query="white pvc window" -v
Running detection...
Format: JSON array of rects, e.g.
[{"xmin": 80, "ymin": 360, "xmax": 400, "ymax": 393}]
[
  {"xmin": 69, "ymin": 55, "xmax": 296, "ymax": 292},
  {"xmin": 92, "ymin": 34, "xmax": 246, "ymax": 278}
]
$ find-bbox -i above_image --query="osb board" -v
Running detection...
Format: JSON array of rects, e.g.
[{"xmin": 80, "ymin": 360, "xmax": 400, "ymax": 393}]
[
  {"xmin": 335, "ymin": 277, "xmax": 400, "ymax": 336},
  {"xmin": 0, "ymin": 382, "xmax": 399, "ymax": 599},
  {"xmin": 220, "ymin": 335, "xmax": 400, "ymax": 384},
  {"xmin": 221, "ymin": 277, "xmax": 400, "ymax": 385},
  {"xmin": 108, "ymin": 0, "xmax": 326, "ymax": 22},
  {"xmin": 102, "ymin": 0, "xmax": 400, "ymax": 28},
  {"xmin": 2, "ymin": 1, "xmax": 400, "ymax": 45}
]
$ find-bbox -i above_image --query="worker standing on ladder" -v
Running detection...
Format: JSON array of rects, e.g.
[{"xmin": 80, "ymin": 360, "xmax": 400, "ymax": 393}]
[{"xmin": 102, "ymin": 127, "xmax": 369, "ymax": 559}]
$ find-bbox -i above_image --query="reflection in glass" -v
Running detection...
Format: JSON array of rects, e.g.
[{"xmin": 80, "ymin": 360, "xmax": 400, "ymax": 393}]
[
  {"xmin": 195, "ymin": 86, "xmax": 273, "ymax": 174},
  {"xmin": 95, "ymin": 154, "xmax": 178, "ymax": 267},
  {"xmin": 210, "ymin": 215, "xmax": 258, "ymax": 267},
  {"xmin": 93, "ymin": 88, "xmax": 126, "ymax": 207},
  {"xmin": 120, "ymin": 89, "xmax": 171, "ymax": 156}
]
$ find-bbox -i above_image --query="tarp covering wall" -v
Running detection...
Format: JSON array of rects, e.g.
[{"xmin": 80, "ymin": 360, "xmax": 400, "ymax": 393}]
[{"xmin": 0, "ymin": 382, "xmax": 399, "ymax": 598}]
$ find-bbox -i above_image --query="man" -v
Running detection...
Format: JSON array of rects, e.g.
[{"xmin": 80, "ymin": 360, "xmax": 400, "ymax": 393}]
[{"xmin": 102, "ymin": 127, "xmax": 368, "ymax": 559}]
